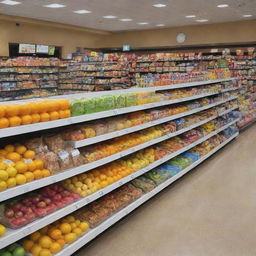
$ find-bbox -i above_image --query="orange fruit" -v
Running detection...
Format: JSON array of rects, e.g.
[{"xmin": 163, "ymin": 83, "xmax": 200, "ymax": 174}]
[
  {"xmin": 0, "ymin": 162, "xmax": 7, "ymax": 170},
  {"xmin": 27, "ymin": 102, "xmax": 39, "ymax": 114},
  {"xmin": 30, "ymin": 231, "xmax": 41, "ymax": 241},
  {"xmin": 21, "ymin": 115, "xmax": 33, "ymax": 125},
  {"xmin": 48, "ymin": 101, "xmax": 60, "ymax": 112},
  {"xmin": 27, "ymin": 161, "xmax": 36, "ymax": 172},
  {"xmin": 49, "ymin": 229, "xmax": 62, "ymax": 240},
  {"xmin": 39, "ymin": 249, "xmax": 51, "ymax": 256},
  {"xmin": 31, "ymin": 113, "xmax": 41, "ymax": 123},
  {"xmin": 34, "ymin": 159, "xmax": 44, "ymax": 169},
  {"xmin": 9, "ymin": 116, "xmax": 21, "ymax": 127},
  {"xmin": 5, "ymin": 144, "xmax": 15, "ymax": 153},
  {"xmin": 39, "ymin": 235, "xmax": 52, "ymax": 249},
  {"xmin": 30, "ymin": 245, "xmax": 42, "ymax": 256},
  {"xmin": 15, "ymin": 161, "xmax": 28, "ymax": 173},
  {"xmin": 38, "ymin": 101, "xmax": 49, "ymax": 114},
  {"xmin": 0, "ymin": 106, "xmax": 6, "ymax": 118},
  {"xmin": 33, "ymin": 169, "xmax": 43, "ymax": 180},
  {"xmin": 0, "ymin": 181, "xmax": 7, "ymax": 191},
  {"xmin": 63, "ymin": 110, "xmax": 71, "ymax": 118},
  {"xmin": 40, "ymin": 226, "xmax": 49, "ymax": 235},
  {"xmin": 64, "ymin": 233, "xmax": 77, "ymax": 243},
  {"xmin": 56, "ymin": 238, "xmax": 65, "ymax": 248},
  {"xmin": 59, "ymin": 99, "xmax": 70, "ymax": 110},
  {"xmin": 59, "ymin": 223, "xmax": 72, "ymax": 234},
  {"xmin": 49, "ymin": 242, "xmax": 61, "ymax": 253},
  {"xmin": 23, "ymin": 239, "xmax": 34, "ymax": 251},
  {"xmin": 41, "ymin": 169, "xmax": 51, "ymax": 178},
  {"xmin": 73, "ymin": 227, "xmax": 82, "ymax": 237},
  {"xmin": 5, "ymin": 105, "xmax": 19, "ymax": 117},
  {"xmin": 59, "ymin": 110, "xmax": 66, "ymax": 119},
  {"xmin": 79, "ymin": 222, "xmax": 89, "ymax": 232},
  {"xmin": 49, "ymin": 111, "xmax": 60, "ymax": 121},
  {"xmin": 0, "ymin": 150, "xmax": 7, "ymax": 157},
  {"xmin": 6, "ymin": 152, "xmax": 21, "ymax": 162},
  {"xmin": 15, "ymin": 145, "xmax": 27, "ymax": 155},
  {"xmin": 7, "ymin": 177, "xmax": 16, "ymax": 188},
  {"xmin": 24, "ymin": 150, "xmax": 35, "ymax": 159},
  {"xmin": 15, "ymin": 174, "xmax": 27, "ymax": 185},
  {"xmin": 40, "ymin": 113, "xmax": 50, "ymax": 122},
  {"xmin": 0, "ymin": 118, "xmax": 9, "ymax": 128},
  {"xmin": 19, "ymin": 104, "xmax": 31, "ymax": 115},
  {"xmin": 24, "ymin": 171, "xmax": 34, "ymax": 182}
]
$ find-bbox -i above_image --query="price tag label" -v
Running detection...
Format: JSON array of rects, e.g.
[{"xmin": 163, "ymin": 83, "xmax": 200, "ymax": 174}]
[
  {"xmin": 3, "ymin": 159, "xmax": 14, "ymax": 164},
  {"xmin": 86, "ymin": 198, "xmax": 90, "ymax": 204},
  {"xmin": 23, "ymin": 159, "xmax": 33, "ymax": 164},
  {"xmin": 71, "ymin": 149, "xmax": 80, "ymax": 157},
  {"xmin": 119, "ymin": 181, "xmax": 123, "ymax": 186},
  {"xmin": 99, "ymin": 191, "xmax": 104, "ymax": 196},
  {"xmin": 58, "ymin": 150, "xmax": 69, "ymax": 161},
  {"xmin": 131, "ymin": 174, "xmax": 135, "ymax": 179}
]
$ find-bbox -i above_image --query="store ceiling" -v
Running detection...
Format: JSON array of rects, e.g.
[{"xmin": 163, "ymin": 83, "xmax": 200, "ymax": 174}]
[{"xmin": 0, "ymin": 0, "xmax": 255, "ymax": 31}]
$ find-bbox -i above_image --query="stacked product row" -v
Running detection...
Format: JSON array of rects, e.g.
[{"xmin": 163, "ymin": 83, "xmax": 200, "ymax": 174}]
[{"xmin": 0, "ymin": 78, "xmax": 240, "ymax": 256}]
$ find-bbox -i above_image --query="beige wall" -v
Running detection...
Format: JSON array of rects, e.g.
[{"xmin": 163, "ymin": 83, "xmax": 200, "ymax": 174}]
[
  {"xmin": 99, "ymin": 20, "xmax": 256, "ymax": 49},
  {"xmin": 0, "ymin": 15, "xmax": 109, "ymax": 58},
  {"xmin": 0, "ymin": 15, "xmax": 255, "ymax": 57}
]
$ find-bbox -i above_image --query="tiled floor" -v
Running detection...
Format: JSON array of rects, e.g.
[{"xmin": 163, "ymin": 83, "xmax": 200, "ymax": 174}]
[{"xmin": 76, "ymin": 125, "xmax": 256, "ymax": 256}]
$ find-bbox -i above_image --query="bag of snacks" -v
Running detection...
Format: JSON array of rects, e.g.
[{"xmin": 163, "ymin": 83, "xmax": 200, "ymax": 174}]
[{"xmin": 44, "ymin": 134, "xmax": 65, "ymax": 152}]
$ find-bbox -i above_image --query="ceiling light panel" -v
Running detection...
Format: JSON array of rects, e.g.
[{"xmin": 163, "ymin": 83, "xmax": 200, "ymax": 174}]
[
  {"xmin": 156, "ymin": 24, "xmax": 165, "ymax": 26},
  {"xmin": 73, "ymin": 10, "xmax": 91, "ymax": 14},
  {"xmin": 185, "ymin": 15, "xmax": 196, "ymax": 18},
  {"xmin": 0, "ymin": 0, "xmax": 21, "ymax": 5},
  {"xmin": 152, "ymin": 3, "xmax": 167, "ymax": 7},
  {"xmin": 137, "ymin": 22, "xmax": 149, "ymax": 25},
  {"xmin": 44, "ymin": 3, "xmax": 66, "ymax": 8},
  {"xmin": 196, "ymin": 19, "xmax": 208, "ymax": 22},
  {"xmin": 103, "ymin": 15, "xmax": 117, "ymax": 19},
  {"xmin": 217, "ymin": 4, "xmax": 229, "ymax": 8},
  {"xmin": 120, "ymin": 18, "xmax": 133, "ymax": 21},
  {"xmin": 243, "ymin": 14, "xmax": 253, "ymax": 17}
]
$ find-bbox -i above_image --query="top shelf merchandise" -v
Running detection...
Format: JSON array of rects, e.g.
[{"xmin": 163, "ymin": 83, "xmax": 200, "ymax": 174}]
[{"xmin": 59, "ymin": 52, "xmax": 131, "ymax": 91}]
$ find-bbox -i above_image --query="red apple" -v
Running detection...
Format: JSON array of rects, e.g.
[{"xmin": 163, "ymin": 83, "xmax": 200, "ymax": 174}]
[
  {"xmin": 53, "ymin": 194, "xmax": 62, "ymax": 201},
  {"xmin": 52, "ymin": 185, "xmax": 59, "ymax": 191},
  {"xmin": 10, "ymin": 217, "xmax": 27, "ymax": 227},
  {"xmin": 71, "ymin": 193, "xmax": 80, "ymax": 200},
  {"xmin": 61, "ymin": 191, "xmax": 71, "ymax": 197},
  {"xmin": 5, "ymin": 208, "xmax": 14, "ymax": 218},
  {"xmin": 35, "ymin": 208, "xmax": 47, "ymax": 217},
  {"xmin": 37, "ymin": 201, "xmax": 47, "ymax": 208},
  {"xmin": 12, "ymin": 203, "xmax": 22, "ymax": 212},
  {"xmin": 44, "ymin": 198, "xmax": 52, "ymax": 205},
  {"xmin": 48, "ymin": 190, "xmax": 57, "ymax": 197},
  {"xmin": 31, "ymin": 196, "xmax": 40, "ymax": 204},
  {"xmin": 24, "ymin": 212, "xmax": 36, "ymax": 221},
  {"xmin": 15, "ymin": 211, "xmax": 24, "ymax": 218},
  {"xmin": 55, "ymin": 201, "xmax": 65, "ymax": 208}
]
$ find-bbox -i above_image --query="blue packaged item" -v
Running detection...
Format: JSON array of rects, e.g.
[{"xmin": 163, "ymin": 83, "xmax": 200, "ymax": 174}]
[
  {"xmin": 161, "ymin": 164, "xmax": 181, "ymax": 176},
  {"xmin": 180, "ymin": 152, "xmax": 200, "ymax": 162}
]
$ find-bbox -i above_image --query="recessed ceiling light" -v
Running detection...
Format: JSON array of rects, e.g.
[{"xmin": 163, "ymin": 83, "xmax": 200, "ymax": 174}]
[
  {"xmin": 103, "ymin": 15, "xmax": 117, "ymax": 19},
  {"xmin": 137, "ymin": 22, "xmax": 149, "ymax": 25},
  {"xmin": 152, "ymin": 3, "xmax": 167, "ymax": 7},
  {"xmin": 73, "ymin": 10, "xmax": 91, "ymax": 14},
  {"xmin": 217, "ymin": 4, "xmax": 229, "ymax": 8},
  {"xmin": 196, "ymin": 19, "xmax": 208, "ymax": 22},
  {"xmin": 43, "ymin": 3, "xmax": 66, "ymax": 8},
  {"xmin": 156, "ymin": 24, "xmax": 165, "ymax": 26},
  {"xmin": 120, "ymin": 18, "xmax": 133, "ymax": 22},
  {"xmin": 0, "ymin": 0, "xmax": 21, "ymax": 5},
  {"xmin": 243, "ymin": 14, "xmax": 252, "ymax": 17},
  {"xmin": 185, "ymin": 15, "xmax": 196, "ymax": 18}
]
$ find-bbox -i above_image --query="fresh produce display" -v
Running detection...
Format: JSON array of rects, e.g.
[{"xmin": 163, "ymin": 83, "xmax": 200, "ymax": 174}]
[
  {"xmin": 0, "ymin": 99, "xmax": 70, "ymax": 129},
  {"xmin": 0, "ymin": 144, "xmax": 51, "ymax": 191},
  {"xmin": 0, "ymin": 184, "xmax": 80, "ymax": 228},
  {"xmin": 22, "ymin": 215, "xmax": 89, "ymax": 255},
  {"xmin": 0, "ymin": 243, "xmax": 25, "ymax": 256}
]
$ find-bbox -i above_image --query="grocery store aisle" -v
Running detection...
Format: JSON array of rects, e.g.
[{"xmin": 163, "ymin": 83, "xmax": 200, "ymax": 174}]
[{"xmin": 77, "ymin": 125, "xmax": 256, "ymax": 256}]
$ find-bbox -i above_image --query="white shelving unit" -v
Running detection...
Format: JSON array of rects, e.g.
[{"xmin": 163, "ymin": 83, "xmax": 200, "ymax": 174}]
[
  {"xmin": 0, "ymin": 78, "xmax": 240, "ymax": 253},
  {"xmin": 0, "ymin": 119, "xmax": 240, "ymax": 249},
  {"xmin": 54, "ymin": 132, "xmax": 239, "ymax": 256},
  {"xmin": 0, "ymin": 101, "xmax": 238, "ymax": 202}
]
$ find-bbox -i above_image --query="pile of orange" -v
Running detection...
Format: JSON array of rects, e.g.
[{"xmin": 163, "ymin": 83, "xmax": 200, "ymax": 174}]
[
  {"xmin": 0, "ymin": 99, "xmax": 71, "ymax": 129},
  {"xmin": 0, "ymin": 144, "xmax": 51, "ymax": 191},
  {"xmin": 23, "ymin": 215, "xmax": 89, "ymax": 256},
  {"xmin": 62, "ymin": 161, "xmax": 133, "ymax": 197}
]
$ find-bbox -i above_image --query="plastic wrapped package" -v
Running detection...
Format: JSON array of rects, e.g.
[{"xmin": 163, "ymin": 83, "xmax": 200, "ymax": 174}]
[
  {"xmin": 83, "ymin": 98, "xmax": 96, "ymax": 114},
  {"xmin": 88, "ymin": 122, "xmax": 107, "ymax": 136},
  {"xmin": 107, "ymin": 119, "xmax": 118, "ymax": 133},
  {"xmin": 62, "ymin": 128, "xmax": 85, "ymax": 141},
  {"xmin": 71, "ymin": 99, "xmax": 85, "ymax": 116},
  {"xmin": 57, "ymin": 150, "xmax": 74, "ymax": 170},
  {"xmin": 95, "ymin": 95, "xmax": 115, "ymax": 112},
  {"xmin": 144, "ymin": 170, "xmax": 166, "ymax": 185},
  {"xmin": 25, "ymin": 137, "xmax": 48, "ymax": 154},
  {"xmin": 159, "ymin": 164, "xmax": 181, "ymax": 176},
  {"xmin": 36, "ymin": 151, "xmax": 61, "ymax": 173},
  {"xmin": 44, "ymin": 134, "xmax": 65, "ymax": 152},
  {"xmin": 131, "ymin": 177, "xmax": 156, "ymax": 193},
  {"xmin": 115, "ymin": 94, "xmax": 126, "ymax": 108},
  {"xmin": 126, "ymin": 93, "xmax": 137, "ymax": 107},
  {"xmin": 70, "ymin": 149, "xmax": 87, "ymax": 166},
  {"xmin": 180, "ymin": 152, "xmax": 200, "ymax": 162},
  {"xmin": 80, "ymin": 126, "xmax": 97, "ymax": 138}
]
